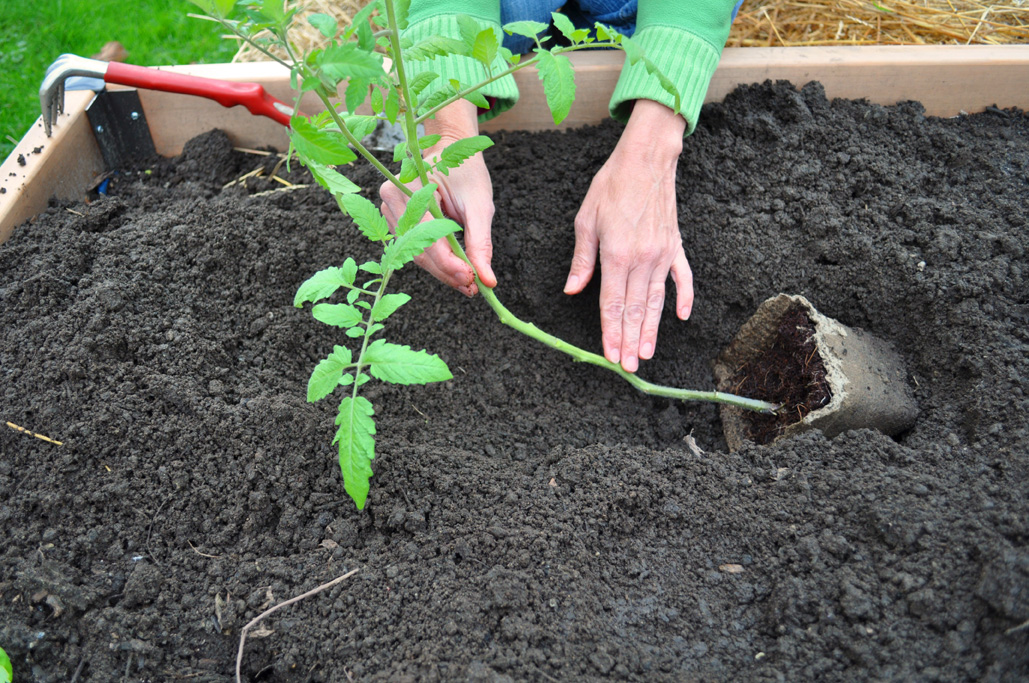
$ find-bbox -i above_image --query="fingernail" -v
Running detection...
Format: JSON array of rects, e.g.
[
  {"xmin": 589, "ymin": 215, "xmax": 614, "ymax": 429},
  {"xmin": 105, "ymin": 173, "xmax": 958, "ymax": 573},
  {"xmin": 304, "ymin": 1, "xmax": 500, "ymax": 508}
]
[
  {"xmin": 607, "ymin": 347, "xmax": 620, "ymax": 364},
  {"xmin": 640, "ymin": 342, "xmax": 654, "ymax": 359},
  {"xmin": 624, "ymin": 355, "xmax": 638, "ymax": 373},
  {"xmin": 680, "ymin": 305, "xmax": 692, "ymax": 320},
  {"xmin": 564, "ymin": 275, "xmax": 579, "ymax": 294}
]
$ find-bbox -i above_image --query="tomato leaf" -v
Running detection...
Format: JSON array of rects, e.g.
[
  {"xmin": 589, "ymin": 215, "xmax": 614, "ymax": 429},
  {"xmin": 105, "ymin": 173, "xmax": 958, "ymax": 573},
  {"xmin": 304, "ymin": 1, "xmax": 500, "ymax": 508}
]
[
  {"xmin": 334, "ymin": 396, "xmax": 376, "ymax": 509},
  {"xmin": 364, "ymin": 339, "xmax": 452, "ymax": 385}
]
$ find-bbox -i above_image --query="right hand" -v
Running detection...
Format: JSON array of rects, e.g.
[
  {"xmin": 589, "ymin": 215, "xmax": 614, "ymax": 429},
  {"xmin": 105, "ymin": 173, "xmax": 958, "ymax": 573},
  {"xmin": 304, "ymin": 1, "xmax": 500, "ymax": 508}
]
[{"xmin": 378, "ymin": 100, "xmax": 497, "ymax": 297}]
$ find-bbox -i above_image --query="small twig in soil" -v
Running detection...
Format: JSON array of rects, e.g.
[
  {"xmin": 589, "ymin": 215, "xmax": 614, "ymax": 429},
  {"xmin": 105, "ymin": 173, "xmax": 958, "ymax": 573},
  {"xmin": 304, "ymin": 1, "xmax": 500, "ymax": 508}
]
[
  {"xmin": 187, "ymin": 540, "xmax": 222, "ymax": 559},
  {"xmin": 66, "ymin": 208, "xmax": 84, "ymax": 217},
  {"xmin": 5, "ymin": 421, "xmax": 63, "ymax": 445},
  {"xmin": 249, "ymin": 184, "xmax": 311, "ymax": 198},
  {"xmin": 233, "ymin": 147, "xmax": 281, "ymax": 157},
  {"xmin": 236, "ymin": 568, "xmax": 360, "ymax": 683},
  {"xmin": 1006, "ymin": 618, "xmax": 1029, "ymax": 635},
  {"xmin": 69, "ymin": 657, "xmax": 88, "ymax": 683},
  {"xmin": 145, "ymin": 499, "xmax": 170, "ymax": 567}
]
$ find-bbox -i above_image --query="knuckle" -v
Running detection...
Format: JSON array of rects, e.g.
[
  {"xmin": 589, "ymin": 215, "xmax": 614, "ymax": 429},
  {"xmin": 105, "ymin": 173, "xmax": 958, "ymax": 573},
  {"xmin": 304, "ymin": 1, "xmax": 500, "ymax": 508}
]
[
  {"xmin": 623, "ymin": 303, "xmax": 646, "ymax": 325},
  {"xmin": 646, "ymin": 290, "xmax": 665, "ymax": 311},
  {"xmin": 601, "ymin": 301, "xmax": 624, "ymax": 321}
]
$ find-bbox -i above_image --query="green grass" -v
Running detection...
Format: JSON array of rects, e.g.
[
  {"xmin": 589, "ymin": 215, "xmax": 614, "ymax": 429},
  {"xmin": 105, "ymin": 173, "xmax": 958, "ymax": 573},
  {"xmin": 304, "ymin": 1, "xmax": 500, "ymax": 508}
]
[{"xmin": 0, "ymin": 0, "xmax": 238, "ymax": 159}]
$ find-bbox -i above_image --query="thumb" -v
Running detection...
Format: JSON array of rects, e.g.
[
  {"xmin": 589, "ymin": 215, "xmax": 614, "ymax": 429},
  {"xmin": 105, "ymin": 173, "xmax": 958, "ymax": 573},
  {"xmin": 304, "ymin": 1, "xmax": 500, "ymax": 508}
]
[{"xmin": 564, "ymin": 212, "xmax": 599, "ymax": 295}]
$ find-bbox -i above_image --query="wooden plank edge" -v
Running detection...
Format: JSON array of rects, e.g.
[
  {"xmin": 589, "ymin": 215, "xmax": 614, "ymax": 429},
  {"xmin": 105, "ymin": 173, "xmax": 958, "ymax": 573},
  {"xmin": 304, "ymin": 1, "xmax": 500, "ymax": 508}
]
[
  {"xmin": 0, "ymin": 90, "xmax": 102, "ymax": 245},
  {"xmin": 4, "ymin": 45, "xmax": 1028, "ymax": 245}
]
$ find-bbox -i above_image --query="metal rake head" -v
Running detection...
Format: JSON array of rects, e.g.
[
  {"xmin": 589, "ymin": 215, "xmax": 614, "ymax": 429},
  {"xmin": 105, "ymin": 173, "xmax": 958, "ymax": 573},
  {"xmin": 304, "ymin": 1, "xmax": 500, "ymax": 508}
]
[{"xmin": 39, "ymin": 54, "xmax": 108, "ymax": 137}]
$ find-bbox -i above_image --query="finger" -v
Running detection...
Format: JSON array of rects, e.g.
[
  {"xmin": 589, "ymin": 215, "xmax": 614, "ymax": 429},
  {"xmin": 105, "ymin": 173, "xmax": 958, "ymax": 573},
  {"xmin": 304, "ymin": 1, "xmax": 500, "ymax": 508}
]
[
  {"xmin": 413, "ymin": 239, "xmax": 475, "ymax": 290},
  {"xmin": 618, "ymin": 265, "xmax": 653, "ymax": 373},
  {"xmin": 638, "ymin": 274, "xmax": 666, "ymax": 361},
  {"xmin": 669, "ymin": 248, "xmax": 694, "ymax": 320},
  {"xmin": 462, "ymin": 203, "xmax": 497, "ymax": 288},
  {"xmin": 565, "ymin": 210, "xmax": 599, "ymax": 295},
  {"xmin": 597, "ymin": 254, "xmax": 628, "ymax": 366}
]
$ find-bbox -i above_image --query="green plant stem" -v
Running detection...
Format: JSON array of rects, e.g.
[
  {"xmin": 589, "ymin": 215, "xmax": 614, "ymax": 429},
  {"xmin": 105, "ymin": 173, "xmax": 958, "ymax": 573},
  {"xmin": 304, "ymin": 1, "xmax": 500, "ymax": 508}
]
[
  {"xmin": 314, "ymin": 91, "xmax": 409, "ymax": 192},
  {"xmin": 385, "ymin": 0, "xmax": 434, "ymax": 188},
  {"xmin": 350, "ymin": 271, "xmax": 392, "ymax": 400},
  {"xmin": 442, "ymin": 234, "xmax": 777, "ymax": 413}
]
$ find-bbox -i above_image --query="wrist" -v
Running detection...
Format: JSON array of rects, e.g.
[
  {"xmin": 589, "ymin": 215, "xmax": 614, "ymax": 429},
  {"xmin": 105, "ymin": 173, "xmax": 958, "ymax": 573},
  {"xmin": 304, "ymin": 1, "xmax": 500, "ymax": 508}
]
[
  {"xmin": 621, "ymin": 99, "xmax": 686, "ymax": 162},
  {"xmin": 425, "ymin": 100, "xmax": 480, "ymax": 141}
]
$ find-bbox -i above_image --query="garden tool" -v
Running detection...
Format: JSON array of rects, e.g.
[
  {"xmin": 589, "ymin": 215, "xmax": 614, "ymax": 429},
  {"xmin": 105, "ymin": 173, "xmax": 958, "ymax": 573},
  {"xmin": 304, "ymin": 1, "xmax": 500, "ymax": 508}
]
[{"xmin": 40, "ymin": 53, "xmax": 295, "ymax": 137}]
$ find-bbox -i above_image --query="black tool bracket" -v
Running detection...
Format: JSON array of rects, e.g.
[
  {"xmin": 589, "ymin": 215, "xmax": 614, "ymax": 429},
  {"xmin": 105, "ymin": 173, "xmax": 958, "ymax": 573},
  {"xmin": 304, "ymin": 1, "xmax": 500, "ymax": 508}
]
[{"xmin": 85, "ymin": 89, "xmax": 157, "ymax": 170}]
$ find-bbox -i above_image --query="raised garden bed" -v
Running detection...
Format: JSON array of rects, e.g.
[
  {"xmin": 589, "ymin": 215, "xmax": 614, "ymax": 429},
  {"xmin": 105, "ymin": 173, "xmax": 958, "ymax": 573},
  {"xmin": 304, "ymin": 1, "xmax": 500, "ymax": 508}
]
[{"xmin": 1, "ymin": 50, "xmax": 1028, "ymax": 680}]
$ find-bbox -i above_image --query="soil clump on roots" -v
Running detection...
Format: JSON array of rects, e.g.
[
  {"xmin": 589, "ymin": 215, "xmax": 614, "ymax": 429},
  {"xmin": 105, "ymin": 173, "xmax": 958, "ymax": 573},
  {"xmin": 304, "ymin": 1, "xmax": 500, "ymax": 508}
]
[{"xmin": 1, "ymin": 81, "xmax": 1027, "ymax": 681}]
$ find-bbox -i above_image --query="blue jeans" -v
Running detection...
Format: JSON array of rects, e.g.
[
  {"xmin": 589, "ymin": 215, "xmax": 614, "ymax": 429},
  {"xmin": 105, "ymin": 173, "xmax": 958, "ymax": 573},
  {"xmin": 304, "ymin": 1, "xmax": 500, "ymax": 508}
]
[{"xmin": 501, "ymin": 1, "xmax": 745, "ymax": 54}]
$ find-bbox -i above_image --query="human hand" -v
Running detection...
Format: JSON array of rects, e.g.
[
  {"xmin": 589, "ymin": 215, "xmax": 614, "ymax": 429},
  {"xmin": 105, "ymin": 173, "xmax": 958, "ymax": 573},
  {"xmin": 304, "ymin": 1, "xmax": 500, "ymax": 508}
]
[
  {"xmin": 378, "ymin": 100, "xmax": 497, "ymax": 297},
  {"xmin": 564, "ymin": 100, "xmax": 693, "ymax": 373}
]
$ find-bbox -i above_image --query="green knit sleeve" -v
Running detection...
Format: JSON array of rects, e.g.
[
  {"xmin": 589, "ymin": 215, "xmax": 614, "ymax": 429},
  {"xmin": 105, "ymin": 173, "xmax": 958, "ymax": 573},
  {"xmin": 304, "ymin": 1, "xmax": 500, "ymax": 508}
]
[
  {"xmin": 609, "ymin": 0, "xmax": 738, "ymax": 134},
  {"xmin": 404, "ymin": 1, "xmax": 519, "ymax": 121}
]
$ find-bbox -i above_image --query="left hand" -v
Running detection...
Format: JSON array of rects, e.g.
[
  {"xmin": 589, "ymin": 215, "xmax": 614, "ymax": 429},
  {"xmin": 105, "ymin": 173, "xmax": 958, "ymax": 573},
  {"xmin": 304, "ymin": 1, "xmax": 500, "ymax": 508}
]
[{"xmin": 564, "ymin": 100, "xmax": 693, "ymax": 374}]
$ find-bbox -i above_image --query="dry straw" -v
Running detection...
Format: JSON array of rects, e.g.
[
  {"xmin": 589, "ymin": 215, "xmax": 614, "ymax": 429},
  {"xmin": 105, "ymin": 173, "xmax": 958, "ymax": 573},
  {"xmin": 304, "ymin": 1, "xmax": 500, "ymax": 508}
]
[
  {"xmin": 728, "ymin": 1, "xmax": 1029, "ymax": 46},
  {"xmin": 229, "ymin": 0, "xmax": 1028, "ymax": 61}
]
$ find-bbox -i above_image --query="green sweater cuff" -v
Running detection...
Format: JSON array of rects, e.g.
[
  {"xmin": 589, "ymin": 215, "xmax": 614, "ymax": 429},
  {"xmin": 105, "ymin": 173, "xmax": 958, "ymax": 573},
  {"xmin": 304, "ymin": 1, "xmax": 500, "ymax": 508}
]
[
  {"xmin": 609, "ymin": 25, "xmax": 723, "ymax": 135},
  {"xmin": 402, "ymin": 14, "xmax": 519, "ymax": 122}
]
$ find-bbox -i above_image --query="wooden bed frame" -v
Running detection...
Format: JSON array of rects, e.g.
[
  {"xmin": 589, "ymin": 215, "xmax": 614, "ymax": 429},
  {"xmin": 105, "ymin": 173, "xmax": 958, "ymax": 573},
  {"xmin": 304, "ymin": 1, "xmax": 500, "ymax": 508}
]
[{"xmin": 3, "ymin": 45, "xmax": 1028, "ymax": 244}]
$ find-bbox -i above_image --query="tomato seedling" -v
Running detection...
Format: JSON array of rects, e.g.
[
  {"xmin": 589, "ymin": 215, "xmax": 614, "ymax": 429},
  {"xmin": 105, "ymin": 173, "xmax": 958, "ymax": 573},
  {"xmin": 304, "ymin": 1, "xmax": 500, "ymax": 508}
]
[{"xmin": 190, "ymin": 0, "xmax": 776, "ymax": 509}]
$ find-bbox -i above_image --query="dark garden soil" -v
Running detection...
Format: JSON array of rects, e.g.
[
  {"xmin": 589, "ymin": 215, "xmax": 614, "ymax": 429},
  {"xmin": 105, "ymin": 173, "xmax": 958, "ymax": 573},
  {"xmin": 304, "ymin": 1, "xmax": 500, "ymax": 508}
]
[{"xmin": 1, "ymin": 81, "xmax": 1027, "ymax": 682}]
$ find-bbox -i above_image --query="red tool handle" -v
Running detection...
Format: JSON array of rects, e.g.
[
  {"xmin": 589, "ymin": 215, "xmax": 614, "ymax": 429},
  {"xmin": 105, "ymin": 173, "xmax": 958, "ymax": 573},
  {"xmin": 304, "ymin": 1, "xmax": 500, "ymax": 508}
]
[{"xmin": 105, "ymin": 61, "xmax": 293, "ymax": 126}]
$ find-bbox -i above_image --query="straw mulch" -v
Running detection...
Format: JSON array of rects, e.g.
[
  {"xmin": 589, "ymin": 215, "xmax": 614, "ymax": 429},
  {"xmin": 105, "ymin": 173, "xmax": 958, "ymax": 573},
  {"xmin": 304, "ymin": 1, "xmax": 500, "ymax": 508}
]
[
  {"xmin": 729, "ymin": 1, "xmax": 1029, "ymax": 46},
  {"xmin": 230, "ymin": 0, "xmax": 1028, "ymax": 62},
  {"xmin": 231, "ymin": 0, "xmax": 367, "ymax": 62}
]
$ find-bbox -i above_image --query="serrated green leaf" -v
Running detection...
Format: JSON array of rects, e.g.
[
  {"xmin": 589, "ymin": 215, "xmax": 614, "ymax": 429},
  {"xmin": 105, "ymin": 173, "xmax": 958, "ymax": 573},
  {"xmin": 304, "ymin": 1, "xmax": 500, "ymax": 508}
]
[
  {"xmin": 370, "ymin": 87, "xmax": 383, "ymax": 115},
  {"xmin": 316, "ymin": 42, "xmax": 385, "ymax": 82},
  {"xmin": 290, "ymin": 116, "xmax": 357, "ymax": 166},
  {"xmin": 384, "ymin": 88, "xmax": 401, "ymax": 124},
  {"xmin": 438, "ymin": 136, "xmax": 493, "ymax": 173},
  {"xmin": 345, "ymin": 327, "xmax": 366, "ymax": 338},
  {"xmin": 356, "ymin": 372, "xmax": 372, "ymax": 386},
  {"xmin": 397, "ymin": 183, "xmax": 437, "ymax": 235},
  {"xmin": 382, "ymin": 218, "xmax": 461, "ymax": 271},
  {"xmin": 346, "ymin": 289, "xmax": 361, "ymax": 304},
  {"xmin": 312, "ymin": 303, "xmax": 364, "ymax": 328},
  {"xmin": 471, "ymin": 27, "xmax": 499, "ymax": 68},
  {"xmin": 339, "ymin": 194, "xmax": 390, "ymax": 241},
  {"xmin": 344, "ymin": 114, "xmax": 378, "ymax": 139},
  {"xmin": 392, "ymin": 141, "xmax": 409, "ymax": 163},
  {"xmin": 551, "ymin": 12, "xmax": 578, "ymax": 42},
  {"xmin": 393, "ymin": 0, "xmax": 411, "ymax": 29},
  {"xmin": 462, "ymin": 90, "xmax": 490, "ymax": 109},
  {"xmin": 418, "ymin": 134, "xmax": 442, "ymax": 150},
  {"xmin": 503, "ymin": 20, "xmax": 549, "ymax": 41},
  {"xmin": 417, "ymin": 84, "xmax": 458, "ymax": 116},
  {"xmin": 190, "ymin": 0, "xmax": 236, "ymax": 18},
  {"xmin": 355, "ymin": 300, "xmax": 371, "ymax": 310},
  {"xmin": 0, "ymin": 646, "xmax": 10, "ymax": 683},
  {"xmin": 371, "ymin": 293, "xmax": 411, "ymax": 322},
  {"xmin": 405, "ymin": 36, "xmax": 468, "ymax": 61},
  {"xmin": 334, "ymin": 396, "xmax": 376, "ymax": 509},
  {"xmin": 294, "ymin": 261, "xmax": 357, "ymax": 306},
  {"xmin": 304, "ymin": 161, "xmax": 360, "ymax": 197},
  {"xmin": 643, "ymin": 57, "xmax": 682, "ymax": 114},
  {"xmin": 457, "ymin": 14, "xmax": 483, "ymax": 51},
  {"xmin": 595, "ymin": 22, "xmax": 613, "ymax": 42},
  {"xmin": 308, "ymin": 345, "xmax": 353, "ymax": 402},
  {"xmin": 308, "ymin": 13, "xmax": 337, "ymax": 39},
  {"xmin": 340, "ymin": 373, "xmax": 355, "ymax": 386},
  {"xmin": 359, "ymin": 261, "xmax": 382, "ymax": 274},
  {"xmin": 409, "ymin": 71, "xmax": 439, "ymax": 97},
  {"xmin": 364, "ymin": 339, "xmax": 452, "ymax": 385},
  {"xmin": 398, "ymin": 157, "xmax": 420, "ymax": 183},
  {"xmin": 621, "ymin": 33, "xmax": 644, "ymax": 65},
  {"xmin": 535, "ymin": 50, "xmax": 576, "ymax": 125},
  {"xmin": 571, "ymin": 28, "xmax": 591, "ymax": 43},
  {"xmin": 345, "ymin": 78, "xmax": 370, "ymax": 114}
]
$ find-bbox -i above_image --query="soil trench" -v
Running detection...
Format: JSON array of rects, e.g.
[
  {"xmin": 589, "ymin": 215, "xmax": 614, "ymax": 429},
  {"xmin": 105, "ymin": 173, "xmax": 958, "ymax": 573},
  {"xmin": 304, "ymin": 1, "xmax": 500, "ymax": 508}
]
[{"xmin": 1, "ymin": 81, "xmax": 1027, "ymax": 681}]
